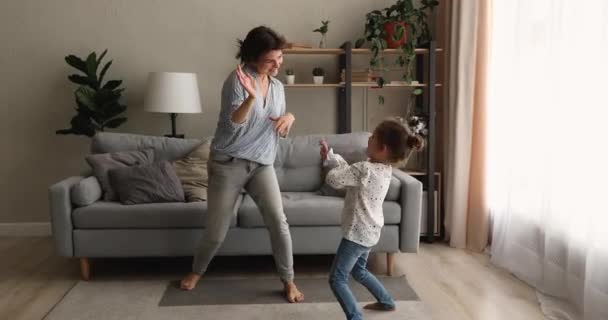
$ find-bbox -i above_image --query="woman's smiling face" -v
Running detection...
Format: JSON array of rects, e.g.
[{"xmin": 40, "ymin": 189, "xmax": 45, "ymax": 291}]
[{"xmin": 252, "ymin": 49, "xmax": 283, "ymax": 76}]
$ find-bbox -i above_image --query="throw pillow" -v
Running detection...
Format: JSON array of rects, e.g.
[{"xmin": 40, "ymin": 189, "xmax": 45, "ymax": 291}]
[
  {"xmin": 108, "ymin": 161, "xmax": 185, "ymax": 205},
  {"xmin": 85, "ymin": 149, "xmax": 155, "ymax": 201},
  {"xmin": 71, "ymin": 176, "xmax": 103, "ymax": 206},
  {"xmin": 172, "ymin": 140, "xmax": 211, "ymax": 202},
  {"xmin": 318, "ymin": 149, "xmax": 368, "ymax": 197}
]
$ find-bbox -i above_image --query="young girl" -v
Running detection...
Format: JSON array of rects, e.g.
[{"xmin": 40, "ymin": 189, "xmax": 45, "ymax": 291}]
[{"xmin": 320, "ymin": 120, "xmax": 423, "ymax": 320}]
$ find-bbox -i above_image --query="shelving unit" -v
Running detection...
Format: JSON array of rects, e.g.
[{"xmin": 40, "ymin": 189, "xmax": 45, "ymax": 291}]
[{"xmin": 284, "ymin": 41, "xmax": 442, "ymax": 242}]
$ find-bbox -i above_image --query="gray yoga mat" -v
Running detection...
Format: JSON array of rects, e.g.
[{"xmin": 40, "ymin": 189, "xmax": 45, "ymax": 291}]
[{"xmin": 159, "ymin": 276, "xmax": 419, "ymax": 306}]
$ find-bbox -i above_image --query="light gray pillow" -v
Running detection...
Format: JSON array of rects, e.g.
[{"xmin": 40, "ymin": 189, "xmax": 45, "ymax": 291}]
[
  {"xmin": 318, "ymin": 150, "xmax": 368, "ymax": 197},
  {"xmin": 86, "ymin": 149, "xmax": 155, "ymax": 201},
  {"xmin": 71, "ymin": 176, "xmax": 102, "ymax": 206},
  {"xmin": 108, "ymin": 161, "xmax": 185, "ymax": 205}
]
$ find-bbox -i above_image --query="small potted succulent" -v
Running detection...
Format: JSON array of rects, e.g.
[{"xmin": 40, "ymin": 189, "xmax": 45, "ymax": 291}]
[
  {"xmin": 285, "ymin": 68, "xmax": 295, "ymax": 85},
  {"xmin": 312, "ymin": 67, "xmax": 325, "ymax": 84}
]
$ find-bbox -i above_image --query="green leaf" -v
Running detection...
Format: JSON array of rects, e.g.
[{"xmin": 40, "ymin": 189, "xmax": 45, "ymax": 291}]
[
  {"xmin": 412, "ymin": 88, "xmax": 423, "ymax": 95},
  {"xmin": 98, "ymin": 60, "xmax": 112, "ymax": 86},
  {"xmin": 85, "ymin": 52, "xmax": 99, "ymax": 89},
  {"xmin": 56, "ymin": 128, "xmax": 75, "ymax": 135},
  {"xmin": 378, "ymin": 95, "xmax": 385, "ymax": 104},
  {"xmin": 70, "ymin": 114, "xmax": 97, "ymax": 137},
  {"xmin": 75, "ymin": 87, "xmax": 96, "ymax": 109},
  {"xmin": 68, "ymin": 75, "xmax": 92, "ymax": 86},
  {"xmin": 102, "ymin": 80, "xmax": 122, "ymax": 90},
  {"xmin": 65, "ymin": 55, "xmax": 88, "ymax": 74},
  {"xmin": 96, "ymin": 49, "xmax": 107, "ymax": 65},
  {"xmin": 355, "ymin": 38, "xmax": 366, "ymax": 48},
  {"xmin": 103, "ymin": 117, "xmax": 127, "ymax": 129}
]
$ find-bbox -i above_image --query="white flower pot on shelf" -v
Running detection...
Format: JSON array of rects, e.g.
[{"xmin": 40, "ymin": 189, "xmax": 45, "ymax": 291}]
[
  {"xmin": 286, "ymin": 75, "xmax": 295, "ymax": 85},
  {"xmin": 313, "ymin": 76, "xmax": 324, "ymax": 84}
]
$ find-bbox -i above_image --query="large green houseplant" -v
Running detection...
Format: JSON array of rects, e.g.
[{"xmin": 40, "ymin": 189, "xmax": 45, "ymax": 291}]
[
  {"xmin": 355, "ymin": 0, "xmax": 438, "ymax": 86},
  {"xmin": 56, "ymin": 49, "xmax": 128, "ymax": 137}
]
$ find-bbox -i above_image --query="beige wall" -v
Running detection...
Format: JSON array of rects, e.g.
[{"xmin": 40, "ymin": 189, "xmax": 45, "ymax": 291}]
[{"xmin": 0, "ymin": 0, "xmax": 436, "ymax": 223}]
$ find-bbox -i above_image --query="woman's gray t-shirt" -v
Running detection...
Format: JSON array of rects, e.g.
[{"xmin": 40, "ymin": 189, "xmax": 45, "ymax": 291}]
[{"xmin": 211, "ymin": 67, "xmax": 286, "ymax": 165}]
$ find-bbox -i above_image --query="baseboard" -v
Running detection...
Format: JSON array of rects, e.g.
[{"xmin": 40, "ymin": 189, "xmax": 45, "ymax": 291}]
[{"xmin": 0, "ymin": 222, "xmax": 52, "ymax": 237}]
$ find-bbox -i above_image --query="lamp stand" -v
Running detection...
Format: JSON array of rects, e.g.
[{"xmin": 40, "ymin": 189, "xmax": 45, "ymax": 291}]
[{"xmin": 165, "ymin": 113, "xmax": 185, "ymax": 138}]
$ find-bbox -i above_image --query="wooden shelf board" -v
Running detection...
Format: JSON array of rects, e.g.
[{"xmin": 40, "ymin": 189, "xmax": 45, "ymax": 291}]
[
  {"xmin": 352, "ymin": 48, "xmax": 444, "ymax": 55},
  {"xmin": 284, "ymin": 83, "xmax": 342, "ymax": 88},
  {"xmin": 283, "ymin": 48, "xmax": 344, "ymax": 55}
]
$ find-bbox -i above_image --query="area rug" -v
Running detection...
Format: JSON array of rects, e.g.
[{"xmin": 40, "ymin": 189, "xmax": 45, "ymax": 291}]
[{"xmin": 46, "ymin": 277, "xmax": 431, "ymax": 320}]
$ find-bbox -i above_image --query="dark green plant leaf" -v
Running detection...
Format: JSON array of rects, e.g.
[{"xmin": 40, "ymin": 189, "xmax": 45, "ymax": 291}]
[
  {"xmin": 102, "ymin": 80, "xmax": 122, "ymax": 90},
  {"xmin": 355, "ymin": 38, "xmax": 366, "ymax": 48},
  {"xmin": 65, "ymin": 55, "xmax": 88, "ymax": 74},
  {"xmin": 75, "ymin": 87, "xmax": 96, "ymax": 109},
  {"xmin": 85, "ymin": 52, "xmax": 99, "ymax": 89},
  {"xmin": 378, "ymin": 95, "xmax": 385, "ymax": 104},
  {"xmin": 97, "ymin": 49, "xmax": 107, "ymax": 65},
  {"xmin": 68, "ymin": 75, "xmax": 92, "ymax": 86},
  {"xmin": 98, "ymin": 60, "xmax": 112, "ymax": 86},
  {"xmin": 56, "ymin": 128, "xmax": 75, "ymax": 135}
]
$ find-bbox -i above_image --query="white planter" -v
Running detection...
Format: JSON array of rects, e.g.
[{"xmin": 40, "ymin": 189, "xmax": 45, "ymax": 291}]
[
  {"xmin": 286, "ymin": 75, "xmax": 295, "ymax": 85},
  {"xmin": 313, "ymin": 76, "xmax": 324, "ymax": 84}
]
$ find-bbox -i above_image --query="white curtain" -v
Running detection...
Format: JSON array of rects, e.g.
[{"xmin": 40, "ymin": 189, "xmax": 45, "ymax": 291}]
[{"xmin": 487, "ymin": 1, "xmax": 608, "ymax": 320}]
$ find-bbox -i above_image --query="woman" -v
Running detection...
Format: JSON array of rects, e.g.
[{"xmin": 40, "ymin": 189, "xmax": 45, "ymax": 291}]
[{"xmin": 180, "ymin": 26, "xmax": 304, "ymax": 303}]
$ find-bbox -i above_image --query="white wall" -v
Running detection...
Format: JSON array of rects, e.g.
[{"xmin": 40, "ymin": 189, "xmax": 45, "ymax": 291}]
[{"xmin": 0, "ymin": 0, "xmax": 427, "ymax": 223}]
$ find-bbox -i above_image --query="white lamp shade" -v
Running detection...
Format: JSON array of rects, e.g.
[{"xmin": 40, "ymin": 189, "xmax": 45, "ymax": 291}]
[{"xmin": 144, "ymin": 72, "xmax": 202, "ymax": 113}]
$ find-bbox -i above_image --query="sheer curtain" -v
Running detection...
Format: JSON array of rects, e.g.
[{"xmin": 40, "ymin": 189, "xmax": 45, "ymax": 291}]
[{"xmin": 487, "ymin": 1, "xmax": 608, "ymax": 319}]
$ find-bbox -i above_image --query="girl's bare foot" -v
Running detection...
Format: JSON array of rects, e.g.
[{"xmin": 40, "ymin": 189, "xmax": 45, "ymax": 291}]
[
  {"xmin": 283, "ymin": 281, "xmax": 305, "ymax": 303},
  {"xmin": 180, "ymin": 272, "xmax": 201, "ymax": 291},
  {"xmin": 363, "ymin": 302, "xmax": 396, "ymax": 311}
]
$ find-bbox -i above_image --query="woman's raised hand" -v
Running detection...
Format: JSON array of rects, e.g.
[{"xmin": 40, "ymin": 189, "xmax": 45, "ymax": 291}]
[{"xmin": 236, "ymin": 64, "xmax": 257, "ymax": 98}]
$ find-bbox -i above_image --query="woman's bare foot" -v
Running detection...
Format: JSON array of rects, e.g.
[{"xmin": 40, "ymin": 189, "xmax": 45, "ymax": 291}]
[
  {"xmin": 180, "ymin": 272, "xmax": 201, "ymax": 291},
  {"xmin": 283, "ymin": 281, "xmax": 305, "ymax": 303},
  {"xmin": 363, "ymin": 302, "xmax": 396, "ymax": 311}
]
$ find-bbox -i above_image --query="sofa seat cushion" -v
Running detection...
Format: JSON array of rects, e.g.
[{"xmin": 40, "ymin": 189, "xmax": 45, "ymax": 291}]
[
  {"xmin": 238, "ymin": 192, "xmax": 401, "ymax": 227},
  {"xmin": 73, "ymin": 196, "xmax": 242, "ymax": 229}
]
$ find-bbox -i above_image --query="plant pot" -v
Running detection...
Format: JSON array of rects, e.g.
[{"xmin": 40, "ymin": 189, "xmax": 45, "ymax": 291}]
[
  {"xmin": 384, "ymin": 21, "xmax": 408, "ymax": 49},
  {"xmin": 286, "ymin": 75, "xmax": 295, "ymax": 85},
  {"xmin": 313, "ymin": 76, "xmax": 324, "ymax": 84}
]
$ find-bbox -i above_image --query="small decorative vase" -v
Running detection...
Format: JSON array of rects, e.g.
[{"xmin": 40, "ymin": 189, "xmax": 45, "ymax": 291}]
[
  {"xmin": 286, "ymin": 75, "xmax": 295, "ymax": 85},
  {"xmin": 313, "ymin": 76, "xmax": 324, "ymax": 84},
  {"xmin": 319, "ymin": 34, "xmax": 327, "ymax": 48}
]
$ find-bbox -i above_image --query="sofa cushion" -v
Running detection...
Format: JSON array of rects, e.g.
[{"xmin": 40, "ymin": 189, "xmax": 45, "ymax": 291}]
[
  {"xmin": 238, "ymin": 192, "xmax": 401, "ymax": 227},
  {"xmin": 91, "ymin": 132, "xmax": 207, "ymax": 162},
  {"xmin": 274, "ymin": 132, "xmax": 371, "ymax": 192},
  {"xmin": 72, "ymin": 196, "xmax": 242, "ymax": 229},
  {"xmin": 86, "ymin": 149, "xmax": 155, "ymax": 201},
  {"xmin": 71, "ymin": 176, "xmax": 103, "ymax": 207},
  {"xmin": 108, "ymin": 161, "xmax": 185, "ymax": 205},
  {"xmin": 172, "ymin": 140, "xmax": 211, "ymax": 202}
]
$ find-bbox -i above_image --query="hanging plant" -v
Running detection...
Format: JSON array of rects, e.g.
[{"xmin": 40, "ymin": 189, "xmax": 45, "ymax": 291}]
[{"xmin": 355, "ymin": 0, "xmax": 438, "ymax": 103}]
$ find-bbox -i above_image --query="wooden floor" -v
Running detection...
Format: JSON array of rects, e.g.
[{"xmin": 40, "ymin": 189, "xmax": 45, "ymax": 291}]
[{"xmin": 0, "ymin": 237, "xmax": 545, "ymax": 320}]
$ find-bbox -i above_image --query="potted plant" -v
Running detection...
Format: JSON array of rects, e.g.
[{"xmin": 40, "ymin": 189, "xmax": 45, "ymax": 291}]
[
  {"xmin": 312, "ymin": 67, "xmax": 325, "ymax": 84},
  {"xmin": 313, "ymin": 20, "xmax": 330, "ymax": 48},
  {"xmin": 56, "ymin": 49, "xmax": 128, "ymax": 137},
  {"xmin": 285, "ymin": 68, "xmax": 295, "ymax": 85},
  {"xmin": 355, "ymin": 0, "xmax": 439, "ymax": 87}
]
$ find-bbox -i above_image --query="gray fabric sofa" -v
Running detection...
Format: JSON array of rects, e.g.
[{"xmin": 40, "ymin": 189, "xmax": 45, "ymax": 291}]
[{"xmin": 49, "ymin": 132, "xmax": 423, "ymax": 280}]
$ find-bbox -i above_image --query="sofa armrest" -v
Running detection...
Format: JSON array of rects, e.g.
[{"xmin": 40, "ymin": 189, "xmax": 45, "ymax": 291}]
[
  {"xmin": 48, "ymin": 176, "xmax": 84, "ymax": 257},
  {"xmin": 392, "ymin": 169, "xmax": 423, "ymax": 253}
]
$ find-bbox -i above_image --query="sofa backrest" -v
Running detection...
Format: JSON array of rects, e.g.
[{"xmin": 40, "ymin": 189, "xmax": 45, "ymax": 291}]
[
  {"xmin": 274, "ymin": 132, "xmax": 371, "ymax": 192},
  {"xmin": 91, "ymin": 132, "xmax": 204, "ymax": 161},
  {"xmin": 90, "ymin": 131, "xmax": 401, "ymax": 199}
]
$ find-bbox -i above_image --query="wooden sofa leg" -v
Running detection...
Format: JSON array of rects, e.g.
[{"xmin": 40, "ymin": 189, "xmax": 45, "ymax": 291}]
[
  {"xmin": 387, "ymin": 253, "xmax": 395, "ymax": 276},
  {"xmin": 79, "ymin": 258, "xmax": 91, "ymax": 281}
]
